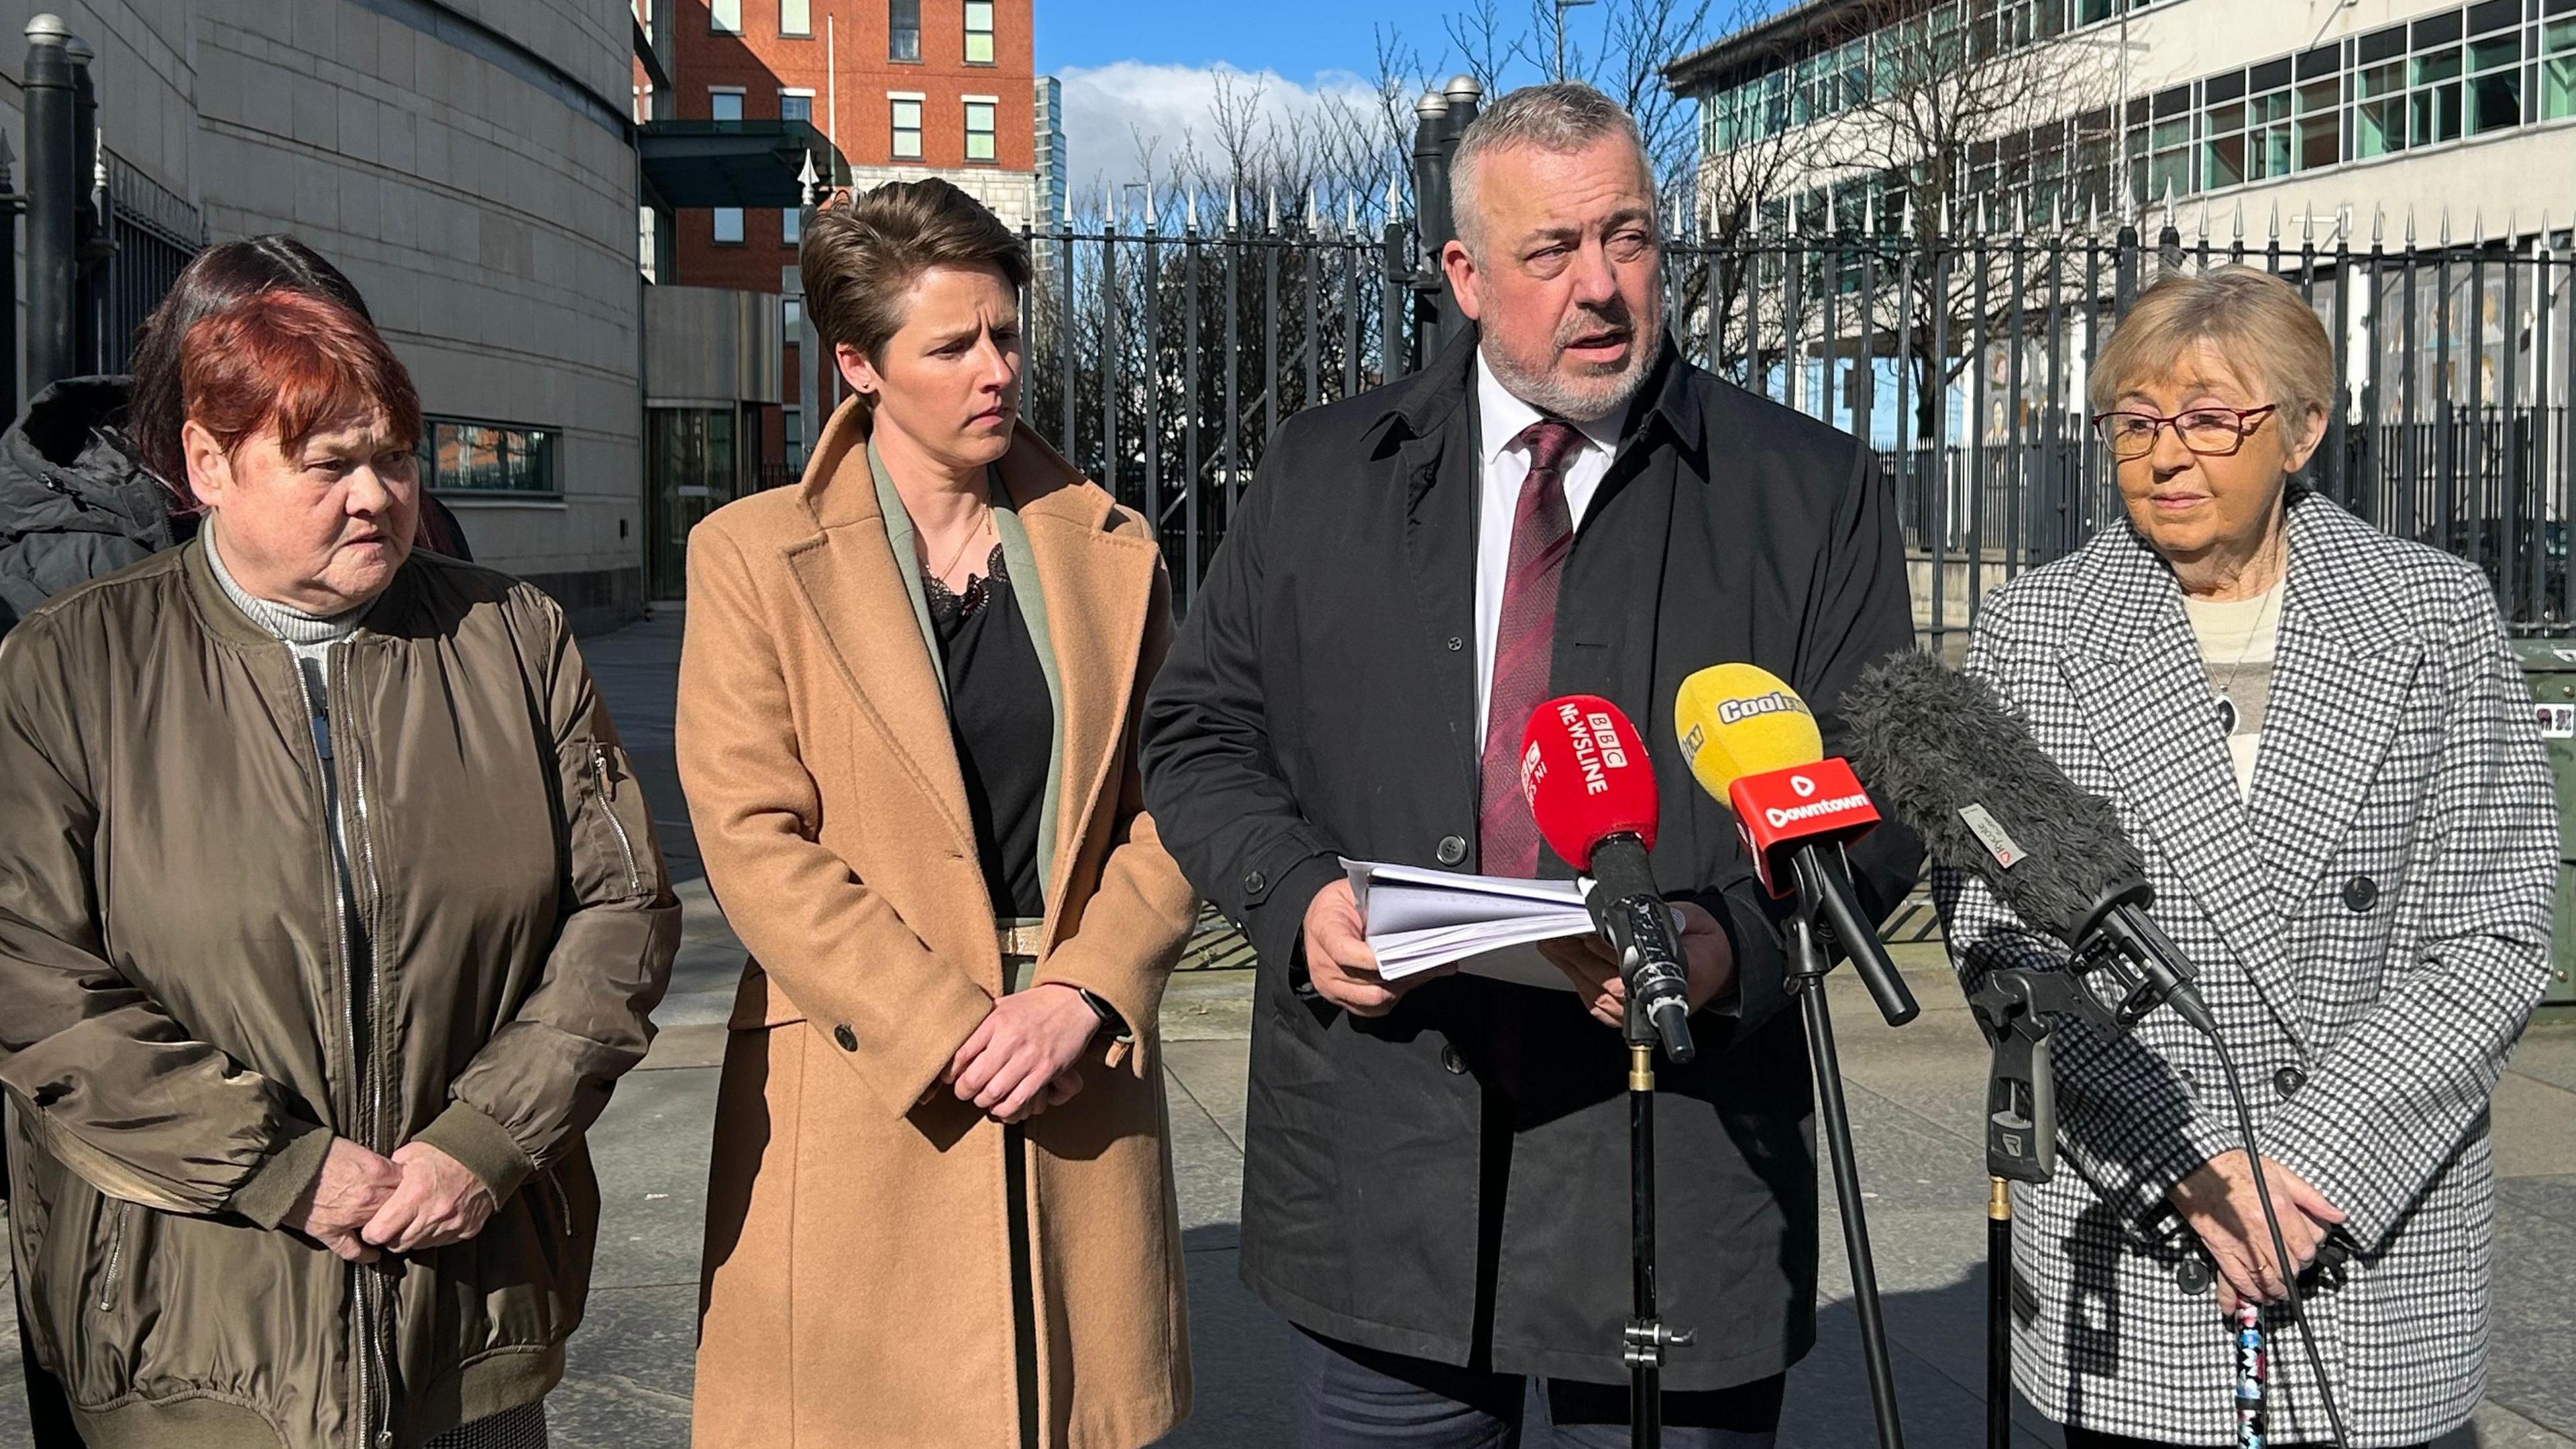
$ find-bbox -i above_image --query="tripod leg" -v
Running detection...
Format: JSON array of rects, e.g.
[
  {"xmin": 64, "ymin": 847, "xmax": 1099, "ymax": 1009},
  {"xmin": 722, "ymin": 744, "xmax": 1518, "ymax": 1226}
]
[
  {"xmin": 1988, "ymin": 1179, "xmax": 2012, "ymax": 1449},
  {"xmin": 1803, "ymin": 982, "xmax": 1907, "ymax": 1449}
]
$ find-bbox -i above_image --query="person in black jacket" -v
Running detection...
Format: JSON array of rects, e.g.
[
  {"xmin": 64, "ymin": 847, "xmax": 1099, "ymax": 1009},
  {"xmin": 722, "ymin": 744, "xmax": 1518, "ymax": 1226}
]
[{"xmin": 1138, "ymin": 84, "xmax": 1922, "ymax": 1446}]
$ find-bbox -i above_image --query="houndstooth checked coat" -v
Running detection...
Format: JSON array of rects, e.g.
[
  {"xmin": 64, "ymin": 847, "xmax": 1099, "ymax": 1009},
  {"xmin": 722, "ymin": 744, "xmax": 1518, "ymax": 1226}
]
[{"xmin": 1934, "ymin": 492, "xmax": 2557, "ymax": 1446}]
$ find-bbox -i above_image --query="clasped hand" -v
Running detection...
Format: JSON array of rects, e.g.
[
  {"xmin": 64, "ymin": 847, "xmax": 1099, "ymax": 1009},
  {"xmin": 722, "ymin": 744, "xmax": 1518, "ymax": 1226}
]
[
  {"xmin": 944, "ymin": 983, "xmax": 1099, "ymax": 1123},
  {"xmin": 2169, "ymin": 1149, "xmax": 2347, "ymax": 1314},
  {"xmin": 284, "ymin": 1137, "xmax": 498, "ymax": 1263}
]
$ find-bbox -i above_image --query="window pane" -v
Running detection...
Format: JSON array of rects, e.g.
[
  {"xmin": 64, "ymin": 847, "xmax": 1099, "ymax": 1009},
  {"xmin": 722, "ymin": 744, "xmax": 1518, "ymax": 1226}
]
[
  {"xmin": 2411, "ymin": 82, "xmax": 2461, "ymax": 145},
  {"xmin": 2297, "ymin": 77, "xmax": 2338, "ymax": 114},
  {"xmin": 710, "ymin": 91, "xmax": 743, "ymax": 121},
  {"xmin": 2356, "ymin": 96, "xmax": 2404, "ymax": 155},
  {"xmin": 782, "ymin": 207, "xmax": 802, "ymax": 245},
  {"xmin": 965, "ymin": 101, "xmax": 996, "ymax": 161},
  {"xmin": 784, "ymin": 297, "xmax": 804, "ymax": 334},
  {"xmin": 711, "ymin": 0, "xmax": 741, "ymax": 32},
  {"xmin": 715, "ymin": 207, "xmax": 744, "ymax": 244},
  {"xmin": 890, "ymin": 0, "xmax": 920, "ymax": 60},
  {"xmin": 781, "ymin": 0, "xmax": 810, "ymax": 34},
  {"xmin": 893, "ymin": 97, "xmax": 922, "ymax": 158},
  {"xmin": 2296, "ymin": 112, "xmax": 2339, "ymax": 169},
  {"xmin": 2203, "ymin": 131, "xmax": 2245, "ymax": 188},
  {"xmin": 781, "ymin": 94, "xmax": 812, "ymax": 123},
  {"xmin": 2469, "ymin": 70, "xmax": 2520, "ymax": 131},
  {"xmin": 2414, "ymin": 47, "xmax": 2461, "ymax": 86},
  {"xmin": 2549, "ymin": 54, "xmax": 2576, "ymax": 120},
  {"xmin": 966, "ymin": 30, "xmax": 994, "ymax": 63}
]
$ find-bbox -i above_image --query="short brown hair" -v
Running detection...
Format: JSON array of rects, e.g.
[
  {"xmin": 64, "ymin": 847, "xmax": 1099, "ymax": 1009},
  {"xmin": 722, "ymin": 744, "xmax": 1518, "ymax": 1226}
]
[
  {"xmin": 181, "ymin": 289, "xmax": 421, "ymax": 476},
  {"xmin": 800, "ymin": 178, "xmax": 1030, "ymax": 369},
  {"xmin": 2091, "ymin": 267, "xmax": 2334, "ymax": 433}
]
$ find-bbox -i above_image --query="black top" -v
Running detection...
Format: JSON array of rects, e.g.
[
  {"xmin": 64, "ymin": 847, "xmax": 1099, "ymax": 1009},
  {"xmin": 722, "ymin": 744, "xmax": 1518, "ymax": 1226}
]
[{"xmin": 928, "ymin": 543, "xmax": 1051, "ymax": 919}]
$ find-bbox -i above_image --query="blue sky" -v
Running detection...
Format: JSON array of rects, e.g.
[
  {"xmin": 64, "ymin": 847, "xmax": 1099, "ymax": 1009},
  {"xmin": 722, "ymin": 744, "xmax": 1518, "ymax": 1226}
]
[{"xmin": 1034, "ymin": 0, "xmax": 1789, "ymax": 201}]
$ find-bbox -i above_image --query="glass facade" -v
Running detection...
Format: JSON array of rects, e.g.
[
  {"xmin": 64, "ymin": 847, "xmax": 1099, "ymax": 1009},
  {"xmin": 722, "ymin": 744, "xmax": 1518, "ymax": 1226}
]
[{"xmin": 1708, "ymin": 0, "xmax": 2576, "ymax": 217}]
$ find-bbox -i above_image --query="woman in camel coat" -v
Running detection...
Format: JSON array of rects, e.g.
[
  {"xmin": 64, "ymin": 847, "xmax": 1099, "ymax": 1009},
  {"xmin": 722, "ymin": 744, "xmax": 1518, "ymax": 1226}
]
[{"xmin": 677, "ymin": 180, "xmax": 1197, "ymax": 1449}]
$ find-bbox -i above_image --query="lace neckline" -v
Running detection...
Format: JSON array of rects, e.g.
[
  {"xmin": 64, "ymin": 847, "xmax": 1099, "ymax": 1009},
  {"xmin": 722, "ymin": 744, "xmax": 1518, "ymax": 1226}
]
[{"xmin": 925, "ymin": 543, "xmax": 1011, "ymax": 629}]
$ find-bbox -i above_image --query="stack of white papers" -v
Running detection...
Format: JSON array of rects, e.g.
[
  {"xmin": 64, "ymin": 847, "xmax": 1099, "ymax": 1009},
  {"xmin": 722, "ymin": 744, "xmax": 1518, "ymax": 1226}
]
[{"xmin": 1344, "ymin": 858, "xmax": 1593, "ymax": 993}]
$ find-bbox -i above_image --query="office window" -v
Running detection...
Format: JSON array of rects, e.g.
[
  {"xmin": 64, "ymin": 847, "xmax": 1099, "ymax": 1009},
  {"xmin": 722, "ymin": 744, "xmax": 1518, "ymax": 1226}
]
[
  {"xmin": 709, "ymin": 90, "xmax": 743, "ymax": 122},
  {"xmin": 890, "ymin": 0, "xmax": 920, "ymax": 61},
  {"xmin": 419, "ymin": 419, "xmax": 558, "ymax": 496},
  {"xmin": 2465, "ymin": 25, "xmax": 2521, "ymax": 134},
  {"xmin": 782, "ymin": 207, "xmax": 802, "ymax": 244},
  {"xmin": 2547, "ymin": 17, "xmax": 2576, "ymax": 121},
  {"xmin": 892, "ymin": 96, "xmax": 923, "ymax": 158},
  {"xmin": 784, "ymin": 296, "xmax": 804, "ymax": 336},
  {"xmin": 711, "ymin": 0, "xmax": 741, "ymax": 33},
  {"xmin": 965, "ymin": 0, "xmax": 994, "ymax": 64},
  {"xmin": 714, "ymin": 209, "xmax": 745, "ymax": 244},
  {"xmin": 965, "ymin": 99, "xmax": 997, "ymax": 162},
  {"xmin": 781, "ymin": 0, "xmax": 810, "ymax": 36},
  {"xmin": 781, "ymin": 92, "xmax": 812, "ymax": 124}
]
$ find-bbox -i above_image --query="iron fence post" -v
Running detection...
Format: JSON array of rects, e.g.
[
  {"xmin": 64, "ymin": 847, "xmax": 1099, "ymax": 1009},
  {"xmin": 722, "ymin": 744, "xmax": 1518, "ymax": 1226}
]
[
  {"xmin": 24, "ymin": 16, "xmax": 79, "ymax": 394},
  {"xmin": 0, "ymin": 133, "xmax": 23, "ymax": 419},
  {"xmin": 2113, "ymin": 220, "xmax": 2139, "ymax": 320}
]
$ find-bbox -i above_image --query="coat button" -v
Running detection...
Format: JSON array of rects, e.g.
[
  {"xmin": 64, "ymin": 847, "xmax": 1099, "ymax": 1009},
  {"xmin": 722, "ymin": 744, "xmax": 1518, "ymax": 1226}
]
[
  {"xmin": 2175, "ymin": 1256, "xmax": 2214, "ymax": 1295},
  {"xmin": 1436, "ymin": 835, "xmax": 1467, "ymax": 866},
  {"xmin": 833, "ymin": 1024, "xmax": 858, "ymax": 1052},
  {"xmin": 1245, "ymin": 869, "xmax": 1267, "ymax": 895},
  {"xmin": 2341, "ymin": 875, "xmax": 2378, "ymax": 912},
  {"xmin": 1447, "ymin": 636, "xmax": 1464, "ymax": 651},
  {"xmin": 1441, "ymin": 1044, "xmax": 1466, "ymax": 1074},
  {"xmin": 2273, "ymin": 1065, "xmax": 2307, "ymax": 1098}
]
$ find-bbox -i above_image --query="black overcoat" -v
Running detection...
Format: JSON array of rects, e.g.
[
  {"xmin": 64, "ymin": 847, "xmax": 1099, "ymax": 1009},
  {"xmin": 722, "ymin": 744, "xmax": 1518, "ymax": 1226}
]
[{"xmin": 1138, "ymin": 332, "xmax": 1923, "ymax": 1388}]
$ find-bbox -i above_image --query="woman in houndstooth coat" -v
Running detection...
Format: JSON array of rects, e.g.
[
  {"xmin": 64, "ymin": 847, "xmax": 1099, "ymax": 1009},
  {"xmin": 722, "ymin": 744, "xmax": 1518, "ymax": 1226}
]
[{"xmin": 1935, "ymin": 267, "xmax": 2558, "ymax": 1449}]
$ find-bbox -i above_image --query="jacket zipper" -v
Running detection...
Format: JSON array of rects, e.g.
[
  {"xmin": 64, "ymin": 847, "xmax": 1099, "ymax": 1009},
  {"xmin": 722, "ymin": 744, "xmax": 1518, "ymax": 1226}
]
[
  {"xmin": 337, "ymin": 647, "xmax": 397, "ymax": 1449},
  {"xmin": 95, "ymin": 1203, "xmax": 130, "ymax": 1312},
  {"xmin": 592, "ymin": 743, "xmax": 642, "ymax": 897},
  {"xmin": 307, "ymin": 646, "xmax": 392, "ymax": 1449}
]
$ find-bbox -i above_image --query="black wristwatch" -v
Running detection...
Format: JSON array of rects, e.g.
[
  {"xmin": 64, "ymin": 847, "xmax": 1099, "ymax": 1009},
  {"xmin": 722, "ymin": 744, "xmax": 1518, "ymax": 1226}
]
[{"xmin": 1076, "ymin": 988, "xmax": 1133, "ymax": 1044}]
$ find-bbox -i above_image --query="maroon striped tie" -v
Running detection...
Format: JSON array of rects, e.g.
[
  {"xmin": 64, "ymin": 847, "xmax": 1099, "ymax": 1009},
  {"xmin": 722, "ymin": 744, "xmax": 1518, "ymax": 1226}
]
[{"xmin": 1477, "ymin": 419, "xmax": 1584, "ymax": 878}]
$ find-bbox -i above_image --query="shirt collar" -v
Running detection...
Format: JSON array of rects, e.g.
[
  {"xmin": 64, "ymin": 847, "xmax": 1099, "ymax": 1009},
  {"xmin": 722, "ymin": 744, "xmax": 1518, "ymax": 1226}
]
[{"xmin": 1474, "ymin": 350, "xmax": 1623, "ymax": 467}]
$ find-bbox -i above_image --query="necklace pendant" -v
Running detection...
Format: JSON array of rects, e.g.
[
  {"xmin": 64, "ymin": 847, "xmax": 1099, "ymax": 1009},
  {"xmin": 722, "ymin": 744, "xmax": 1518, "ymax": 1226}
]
[{"xmin": 2216, "ymin": 695, "xmax": 2238, "ymax": 734}]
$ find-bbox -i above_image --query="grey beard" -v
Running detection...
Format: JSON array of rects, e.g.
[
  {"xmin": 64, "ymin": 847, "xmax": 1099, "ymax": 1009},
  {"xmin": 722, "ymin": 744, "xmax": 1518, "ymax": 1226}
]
[{"xmin": 1479, "ymin": 326, "xmax": 1656, "ymax": 425}]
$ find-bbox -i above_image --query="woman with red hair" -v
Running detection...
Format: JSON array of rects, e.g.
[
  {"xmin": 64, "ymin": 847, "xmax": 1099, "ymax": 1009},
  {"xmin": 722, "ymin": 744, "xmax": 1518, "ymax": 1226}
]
[{"xmin": 0, "ymin": 286, "xmax": 678, "ymax": 1448}]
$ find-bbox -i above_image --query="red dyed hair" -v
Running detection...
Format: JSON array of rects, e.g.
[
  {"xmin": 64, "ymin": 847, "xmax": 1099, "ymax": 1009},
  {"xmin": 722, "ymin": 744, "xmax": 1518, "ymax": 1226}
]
[{"xmin": 180, "ymin": 288, "xmax": 423, "ymax": 476}]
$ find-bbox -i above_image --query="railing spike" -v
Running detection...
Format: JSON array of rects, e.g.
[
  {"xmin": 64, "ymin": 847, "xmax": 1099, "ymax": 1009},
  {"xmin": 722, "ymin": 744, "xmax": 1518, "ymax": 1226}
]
[
  {"xmin": 1227, "ymin": 186, "xmax": 1240, "ymax": 231},
  {"xmin": 1385, "ymin": 172, "xmax": 1401, "ymax": 221},
  {"xmin": 2267, "ymin": 200, "xmax": 2279, "ymax": 243},
  {"xmin": 2404, "ymin": 205, "xmax": 2416, "ymax": 246},
  {"xmin": 1346, "ymin": 191, "xmax": 1359, "ymax": 233},
  {"xmin": 2438, "ymin": 206, "xmax": 2451, "ymax": 246},
  {"xmin": 1267, "ymin": 189, "xmax": 1280, "ymax": 233},
  {"xmin": 1144, "ymin": 188, "xmax": 1158, "ymax": 229},
  {"xmin": 1186, "ymin": 191, "xmax": 1199, "ymax": 233}
]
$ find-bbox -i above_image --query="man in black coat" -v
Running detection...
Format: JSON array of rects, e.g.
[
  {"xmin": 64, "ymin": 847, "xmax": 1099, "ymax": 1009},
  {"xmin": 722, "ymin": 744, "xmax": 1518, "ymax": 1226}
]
[{"xmin": 1139, "ymin": 83, "xmax": 1921, "ymax": 1445}]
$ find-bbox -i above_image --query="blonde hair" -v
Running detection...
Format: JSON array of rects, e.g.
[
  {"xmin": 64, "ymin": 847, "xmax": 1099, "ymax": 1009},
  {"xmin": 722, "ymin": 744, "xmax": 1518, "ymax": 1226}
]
[{"xmin": 2091, "ymin": 268, "xmax": 2334, "ymax": 441}]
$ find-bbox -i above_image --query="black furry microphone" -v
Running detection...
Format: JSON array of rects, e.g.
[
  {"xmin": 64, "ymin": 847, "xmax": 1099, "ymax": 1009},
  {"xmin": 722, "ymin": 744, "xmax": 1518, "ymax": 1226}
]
[{"xmin": 1841, "ymin": 651, "xmax": 2218, "ymax": 1039}]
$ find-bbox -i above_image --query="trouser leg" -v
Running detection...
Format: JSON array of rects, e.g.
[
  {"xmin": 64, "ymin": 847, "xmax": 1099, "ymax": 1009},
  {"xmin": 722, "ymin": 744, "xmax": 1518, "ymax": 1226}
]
[
  {"xmin": 1291, "ymin": 1330, "xmax": 1526, "ymax": 1449},
  {"xmin": 1537, "ymin": 1371, "xmax": 1786, "ymax": 1449}
]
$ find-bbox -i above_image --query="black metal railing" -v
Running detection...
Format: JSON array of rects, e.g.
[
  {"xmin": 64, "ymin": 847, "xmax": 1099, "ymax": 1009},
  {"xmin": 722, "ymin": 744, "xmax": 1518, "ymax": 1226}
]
[{"xmin": 1023, "ymin": 207, "xmax": 2576, "ymax": 642}]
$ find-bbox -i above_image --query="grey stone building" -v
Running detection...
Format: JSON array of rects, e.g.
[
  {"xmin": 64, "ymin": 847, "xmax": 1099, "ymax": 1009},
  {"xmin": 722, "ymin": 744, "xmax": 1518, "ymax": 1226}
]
[{"xmin": 1, "ymin": 0, "xmax": 652, "ymax": 629}]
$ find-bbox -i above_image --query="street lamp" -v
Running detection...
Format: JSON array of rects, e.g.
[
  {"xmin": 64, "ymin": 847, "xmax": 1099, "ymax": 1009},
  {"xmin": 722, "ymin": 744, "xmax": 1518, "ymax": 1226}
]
[{"xmin": 1554, "ymin": 0, "xmax": 1594, "ymax": 82}]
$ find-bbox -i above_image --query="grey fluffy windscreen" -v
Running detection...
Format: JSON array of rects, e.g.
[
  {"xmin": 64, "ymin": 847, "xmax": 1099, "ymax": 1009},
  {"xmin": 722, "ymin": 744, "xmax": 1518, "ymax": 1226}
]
[{"xmin": 1841, "ymin": 650, "xmax": 2142, "ymax": 943}]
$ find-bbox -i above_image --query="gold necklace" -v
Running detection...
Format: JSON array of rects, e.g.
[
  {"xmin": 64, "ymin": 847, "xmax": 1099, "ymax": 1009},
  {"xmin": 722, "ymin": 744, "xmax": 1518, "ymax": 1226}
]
[{"xmin": 928, "ymin": 500, "xmax": 991, "ymax": 583}]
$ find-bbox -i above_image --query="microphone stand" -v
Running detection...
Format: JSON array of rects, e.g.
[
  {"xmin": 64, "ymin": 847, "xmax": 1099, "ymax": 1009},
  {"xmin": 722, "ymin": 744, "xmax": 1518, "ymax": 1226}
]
[
  {"xmin": 1621, "ymin": 987, "xmax": 1693, "ymax": 1448},
  {"xmin": 1786, "ymin": 847, "xmax": 1914, "ymax": 1449}
]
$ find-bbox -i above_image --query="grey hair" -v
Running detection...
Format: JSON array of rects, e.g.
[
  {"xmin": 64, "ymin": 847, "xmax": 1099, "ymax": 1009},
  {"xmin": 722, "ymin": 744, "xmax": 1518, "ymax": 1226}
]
[{"xmin": 1450, "ymin": 82, "xmax": 1649, "ymax": 258}]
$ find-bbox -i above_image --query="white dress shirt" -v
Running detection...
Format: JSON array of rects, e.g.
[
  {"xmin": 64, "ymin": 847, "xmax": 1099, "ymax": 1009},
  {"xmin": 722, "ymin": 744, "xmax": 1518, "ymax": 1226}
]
[{"xmin": 1472, "ymin": 354, "xmax": 1623, "ymax": 751}]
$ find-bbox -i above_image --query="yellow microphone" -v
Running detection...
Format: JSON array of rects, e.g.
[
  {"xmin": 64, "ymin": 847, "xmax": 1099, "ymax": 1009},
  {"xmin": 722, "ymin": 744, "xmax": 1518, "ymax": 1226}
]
[
  {"xmin": 1673, "ymin": 662, "xmax": 1825, "ymax": 798},
  {"xmin": 1674, "ymin": 661, "xmax": 1917, "ymax": 1026}
]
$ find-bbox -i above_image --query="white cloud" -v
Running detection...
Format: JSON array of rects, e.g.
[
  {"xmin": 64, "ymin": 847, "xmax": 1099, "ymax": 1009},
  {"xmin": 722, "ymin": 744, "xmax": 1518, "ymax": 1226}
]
[{"xmin": 1051, "ymin": 61, "xmax": 1387, "ymax": 211}]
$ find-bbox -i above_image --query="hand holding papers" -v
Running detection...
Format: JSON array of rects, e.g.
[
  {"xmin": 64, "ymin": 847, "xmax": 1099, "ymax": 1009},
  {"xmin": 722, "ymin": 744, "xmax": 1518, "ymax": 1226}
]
[{"xmin": 1342, "ymin": 858, "xmax": 1595, "ymax": 993}]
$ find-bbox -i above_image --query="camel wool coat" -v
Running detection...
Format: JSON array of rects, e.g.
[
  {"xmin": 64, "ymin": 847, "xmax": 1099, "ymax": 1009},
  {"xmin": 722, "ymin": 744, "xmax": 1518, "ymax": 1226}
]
[{"xmin": 678, "ymin": 398, "xmax": 1197, "ymax": 1449}]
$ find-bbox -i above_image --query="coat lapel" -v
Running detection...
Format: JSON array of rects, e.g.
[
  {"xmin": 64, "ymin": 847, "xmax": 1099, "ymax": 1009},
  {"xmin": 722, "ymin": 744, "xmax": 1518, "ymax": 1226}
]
[
  {"xmin": 1395, "ymin": 352, "xmax": 1485, "ymax": 840},
  {"xmin": 2057, "ymin": 525, "xmax": 2306, "ymax": 1047},
  {"xmin": 784, "ymin": 400, "xmax": 977, "ymax": 858},
  {"xmin": 1001, "ymin": 426, "xmax": 1161, "ymax": 948},
  {"xmin": 2245, "ymin": 498, "xmax": 2424, "ymax": 924}
]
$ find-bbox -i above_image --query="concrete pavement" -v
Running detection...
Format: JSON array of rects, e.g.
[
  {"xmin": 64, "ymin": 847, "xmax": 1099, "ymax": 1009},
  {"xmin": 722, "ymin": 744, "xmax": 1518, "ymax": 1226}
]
[{"xmin": 5, "ymin": 608, "xmax": 2573, "ymax": 1448}]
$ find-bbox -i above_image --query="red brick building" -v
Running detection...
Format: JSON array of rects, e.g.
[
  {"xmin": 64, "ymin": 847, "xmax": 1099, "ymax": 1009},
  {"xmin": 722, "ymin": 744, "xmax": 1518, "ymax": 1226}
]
[{"xmin": 643, "ymin": 0, "xmax": 1054, "ymax": 476}]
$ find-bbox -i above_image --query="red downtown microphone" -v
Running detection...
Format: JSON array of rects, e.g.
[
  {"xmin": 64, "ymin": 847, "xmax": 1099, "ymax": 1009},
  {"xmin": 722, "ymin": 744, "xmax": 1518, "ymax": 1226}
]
[{"xmin": 1520, "ymin": 695, "xmax": 1696, "ymax": 1063}]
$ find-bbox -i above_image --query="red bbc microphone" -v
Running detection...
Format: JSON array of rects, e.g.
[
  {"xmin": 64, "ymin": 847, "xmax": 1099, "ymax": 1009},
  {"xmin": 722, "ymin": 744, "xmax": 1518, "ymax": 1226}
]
[{"xmin": 1519, "ymin": 695, "xmax": 1696, "ymax": 1062}]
